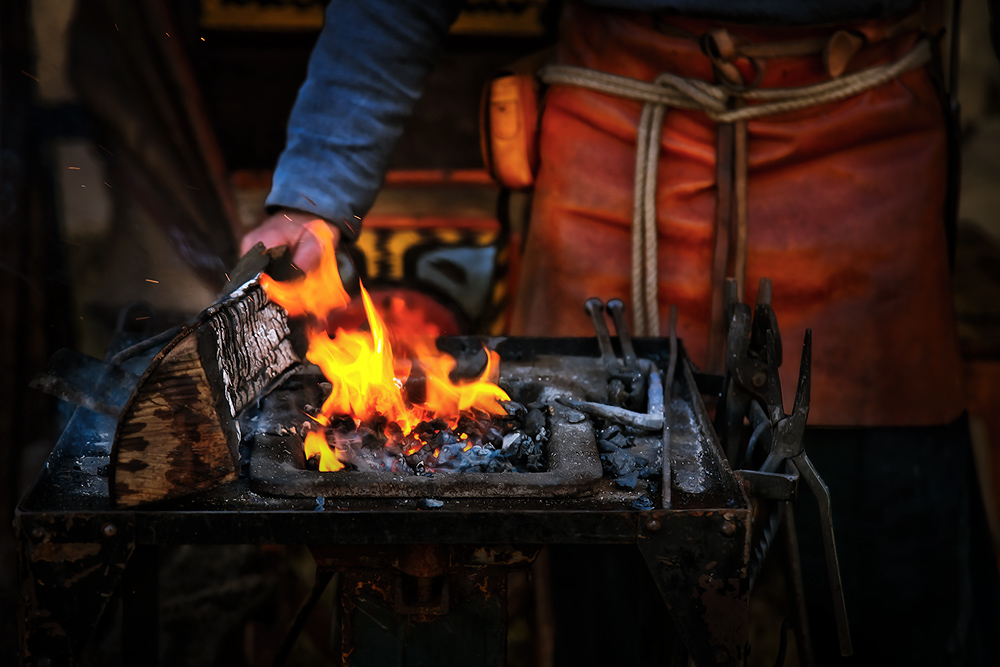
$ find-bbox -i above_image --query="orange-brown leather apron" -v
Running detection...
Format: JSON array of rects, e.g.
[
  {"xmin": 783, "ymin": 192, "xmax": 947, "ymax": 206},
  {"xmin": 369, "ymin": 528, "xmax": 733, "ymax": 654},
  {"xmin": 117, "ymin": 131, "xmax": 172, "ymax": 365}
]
[{"xmin": 508, "ymin": 3, "xmax": 965, "ymax": 427}]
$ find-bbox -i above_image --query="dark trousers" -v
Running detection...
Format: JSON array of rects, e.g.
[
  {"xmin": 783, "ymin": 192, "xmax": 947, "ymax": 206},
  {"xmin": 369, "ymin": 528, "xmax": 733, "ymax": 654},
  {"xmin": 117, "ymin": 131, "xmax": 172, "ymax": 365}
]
[
  {"xmin": 796, "ymin": 416, "xmax": 1000, "ymax": 666},
  {"xmin": 548, "ymin": 417, "xmax": 1000, "ymax": 666}
]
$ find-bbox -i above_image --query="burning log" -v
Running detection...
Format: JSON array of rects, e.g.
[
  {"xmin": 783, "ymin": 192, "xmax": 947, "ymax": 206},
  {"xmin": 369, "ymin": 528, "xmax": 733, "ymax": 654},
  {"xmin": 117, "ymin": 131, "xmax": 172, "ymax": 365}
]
[{"xmin": 111, "ymin": 276, "xmax": 301, "ymax": 507}]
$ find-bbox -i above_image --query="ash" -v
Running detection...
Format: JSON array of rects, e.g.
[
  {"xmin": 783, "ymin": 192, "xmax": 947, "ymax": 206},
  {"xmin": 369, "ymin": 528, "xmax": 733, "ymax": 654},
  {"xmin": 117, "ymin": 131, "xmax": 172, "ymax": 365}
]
[{"xmin": 306, "ymin": 400, "xmax": 550, "ymax": 475}]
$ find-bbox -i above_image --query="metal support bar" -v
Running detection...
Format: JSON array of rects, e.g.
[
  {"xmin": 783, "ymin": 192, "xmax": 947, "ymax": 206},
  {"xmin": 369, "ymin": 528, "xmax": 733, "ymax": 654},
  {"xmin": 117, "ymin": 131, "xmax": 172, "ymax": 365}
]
[{"xmin": 123, "ymin": 544, "xmax": 160, "ymax": 666}]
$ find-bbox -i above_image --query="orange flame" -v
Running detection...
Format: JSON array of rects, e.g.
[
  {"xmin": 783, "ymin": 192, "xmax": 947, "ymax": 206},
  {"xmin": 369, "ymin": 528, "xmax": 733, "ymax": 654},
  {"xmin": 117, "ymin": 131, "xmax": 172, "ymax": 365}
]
[{"xmin": 262, "ymin": 220, "xmax": 509, "ymax": 471}]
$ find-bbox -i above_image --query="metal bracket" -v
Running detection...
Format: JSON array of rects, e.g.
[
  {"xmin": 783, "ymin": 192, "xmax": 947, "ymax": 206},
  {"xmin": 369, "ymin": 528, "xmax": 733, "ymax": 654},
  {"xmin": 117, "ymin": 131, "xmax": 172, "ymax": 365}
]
[{"xmin": 16, "ymin": 512, "xmax": 136, "ymax": 666}]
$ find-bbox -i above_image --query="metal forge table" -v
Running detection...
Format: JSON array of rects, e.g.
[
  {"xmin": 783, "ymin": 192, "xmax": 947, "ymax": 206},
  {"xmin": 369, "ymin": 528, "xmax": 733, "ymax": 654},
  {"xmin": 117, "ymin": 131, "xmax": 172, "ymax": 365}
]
[{"xmin": 16, "ymin": 336, "xmax": 754, "ymax": 667}]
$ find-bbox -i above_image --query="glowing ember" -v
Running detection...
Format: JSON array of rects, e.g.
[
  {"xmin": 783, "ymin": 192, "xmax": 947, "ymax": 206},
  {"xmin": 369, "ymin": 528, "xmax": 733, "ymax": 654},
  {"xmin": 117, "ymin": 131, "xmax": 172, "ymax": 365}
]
[{"xmin": 261, "ymin": 221, "xmax": 510, "ymax": 471}]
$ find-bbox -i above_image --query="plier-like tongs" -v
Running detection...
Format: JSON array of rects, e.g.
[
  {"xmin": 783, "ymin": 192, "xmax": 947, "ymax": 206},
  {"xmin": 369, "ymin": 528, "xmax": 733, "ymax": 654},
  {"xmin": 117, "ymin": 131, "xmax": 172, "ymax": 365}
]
[{"xmin": 723, "ymin": 279, "xmax": 853, "ymax": 659}]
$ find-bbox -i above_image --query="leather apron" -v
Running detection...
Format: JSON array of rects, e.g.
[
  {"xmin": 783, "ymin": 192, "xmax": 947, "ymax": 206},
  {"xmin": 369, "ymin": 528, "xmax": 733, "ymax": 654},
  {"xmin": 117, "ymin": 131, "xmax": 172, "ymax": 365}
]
[{"xmin": 508, "ymin": 3, "xmax": 965, "ymax": 426}]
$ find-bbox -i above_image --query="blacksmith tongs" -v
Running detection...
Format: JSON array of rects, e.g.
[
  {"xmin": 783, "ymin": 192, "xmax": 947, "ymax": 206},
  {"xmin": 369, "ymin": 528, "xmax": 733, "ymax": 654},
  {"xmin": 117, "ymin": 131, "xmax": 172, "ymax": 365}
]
[{"xmin": 726, "ymin": 283, "xmax": 853, "ymax": 659}]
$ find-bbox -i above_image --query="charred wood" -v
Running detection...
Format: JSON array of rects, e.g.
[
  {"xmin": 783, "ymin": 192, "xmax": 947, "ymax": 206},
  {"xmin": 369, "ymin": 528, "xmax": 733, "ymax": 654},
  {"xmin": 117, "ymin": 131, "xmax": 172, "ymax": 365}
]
[{"xmin": 111, "ymin": 282, "xmax": 299, "ymax": 507}]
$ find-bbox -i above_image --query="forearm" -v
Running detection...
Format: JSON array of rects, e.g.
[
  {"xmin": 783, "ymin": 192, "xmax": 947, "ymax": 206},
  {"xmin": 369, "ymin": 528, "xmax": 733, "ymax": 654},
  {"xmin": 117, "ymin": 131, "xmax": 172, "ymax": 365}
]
[{"xmin": 265, "ymin": 0, "xmax": 464, "ymax": 240}]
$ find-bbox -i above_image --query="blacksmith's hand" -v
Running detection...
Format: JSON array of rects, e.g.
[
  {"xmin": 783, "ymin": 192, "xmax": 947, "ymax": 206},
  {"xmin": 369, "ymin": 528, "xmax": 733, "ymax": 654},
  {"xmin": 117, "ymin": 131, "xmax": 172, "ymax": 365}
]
[{"xmin": 240, "ymin": 209, "xmax": 340, "ymax": 273}]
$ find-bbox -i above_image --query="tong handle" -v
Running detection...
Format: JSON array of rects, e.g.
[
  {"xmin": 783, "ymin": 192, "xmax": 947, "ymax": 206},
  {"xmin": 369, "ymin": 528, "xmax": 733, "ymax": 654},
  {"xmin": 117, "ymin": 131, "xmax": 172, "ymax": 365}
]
[
  {"xmin": 584, "ymin": 298, "xmax": 618, "ymax": 374},
  {"xmin": 606, "ymin": 299, "xmax": 637, "ymax": 368},
  {"xmin": 792, "ymin": 455, "xmax": 853, "ymax": 657}
]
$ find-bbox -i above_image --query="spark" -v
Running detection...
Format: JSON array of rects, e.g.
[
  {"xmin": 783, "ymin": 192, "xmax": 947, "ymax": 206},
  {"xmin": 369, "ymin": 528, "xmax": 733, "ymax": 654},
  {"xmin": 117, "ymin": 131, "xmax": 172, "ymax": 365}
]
[
  {"xmin": 283, "ymin": 214, "xmax": 292, "ymax": 221},
  {"xmin": 224, "ymin": 272, "xmax": 230, "ymax": 282},
  {"xmin": 165, "ymin": 32, "xmax": 170, "ymax": 37},
  {"xmin": 200, "ymin": 37, "xmax": 206, "ymax": 42},
  {"xmin": 21, "ymin": 70, "xmax": 39, "ymax": 82},
  {"xmin": 68, "ymin": 166, "xmax": 80, "ymax": 170},
  {"xmin": 81, "ymin": 185, "xmax": 86, "ymax": 188},
  {"xmin": 145, "ymin": 278, "xmax": 159, "ymax": 284},
  {"xmin": 299, "ymin": 193, "xmax": 317, "ymax": 207},
  {"xmin": 135, "ymin": 316, "xmax": 150, "ymax": 321},
  {"xmin": 104, "ymin": 182, "xmax": 112, "ymax": 188},
  {"xmin": 97, "ymin": 145, "xmax": 113, "ymax": 156}
]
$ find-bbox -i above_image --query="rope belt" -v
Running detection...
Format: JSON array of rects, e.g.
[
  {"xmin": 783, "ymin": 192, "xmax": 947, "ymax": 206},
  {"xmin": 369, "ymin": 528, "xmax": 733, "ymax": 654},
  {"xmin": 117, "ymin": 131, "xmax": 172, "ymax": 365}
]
[{"xmin": 539, "ymin": 39, "xmax": 932, "ymax": 341}]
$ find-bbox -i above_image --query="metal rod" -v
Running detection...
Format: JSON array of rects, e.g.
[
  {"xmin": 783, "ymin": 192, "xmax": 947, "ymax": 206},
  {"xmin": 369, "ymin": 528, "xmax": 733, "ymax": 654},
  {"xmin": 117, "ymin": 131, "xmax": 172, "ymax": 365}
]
[
  {"xmin": 555, "ymin": 397, "xmax": 664, "ymax": 431},
  {"xmin": 123, "ymin": 544, "xmax": 160, "ymax": 667},
  {"xmin": 646, "ymin": 363, "xmax": 663, "ymax": 417},
  {"xmin": 781, "ymin": 501, "xmax": 816, "ymax": 667},
  {"xmin": 662, "ymin": 305, "xmax": 679, "ymax": 509},
  {"xmin": 792, "ymin": 456, "xmax": 852, "ymax": 656},
  {"xmin": 273, "ymin": 569, "xmax": 336, "ymax": 667}
]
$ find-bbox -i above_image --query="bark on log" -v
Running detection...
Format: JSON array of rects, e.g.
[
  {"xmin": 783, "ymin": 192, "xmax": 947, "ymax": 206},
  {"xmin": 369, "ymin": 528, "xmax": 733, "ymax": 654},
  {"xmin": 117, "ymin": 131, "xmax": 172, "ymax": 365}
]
[{"xmin": 111, "ymin": 281, "xmax": 299, "ymax": 507}]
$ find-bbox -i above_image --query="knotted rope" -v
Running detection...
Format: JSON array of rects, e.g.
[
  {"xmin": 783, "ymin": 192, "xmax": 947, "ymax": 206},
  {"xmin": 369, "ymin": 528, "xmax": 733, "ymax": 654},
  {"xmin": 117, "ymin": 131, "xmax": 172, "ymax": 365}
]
[{"xmin": 539, "ymin": 39, "xmax": 931, "ymax": 336}]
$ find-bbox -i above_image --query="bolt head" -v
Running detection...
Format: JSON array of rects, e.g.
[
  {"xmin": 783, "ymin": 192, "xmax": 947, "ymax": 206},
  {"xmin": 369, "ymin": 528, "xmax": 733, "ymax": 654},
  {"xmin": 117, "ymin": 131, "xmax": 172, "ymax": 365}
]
[
  {"xmin": 721, "ymin": 520, "xmax": 737, "ymax": 537},
  {"xmin": 30, "ymin": 526, "xmax": 47, "ymax": 541},
  {"xmin": 751, "ymin": 371, "xmax": 767, "ymax": 388},
  {"xmin": 644, "ymin": 517, "xmax": 662, "ymax": 532},
  {"xmin": 102, "ymin": 523, "xmax": 117, "ymax": 538}
]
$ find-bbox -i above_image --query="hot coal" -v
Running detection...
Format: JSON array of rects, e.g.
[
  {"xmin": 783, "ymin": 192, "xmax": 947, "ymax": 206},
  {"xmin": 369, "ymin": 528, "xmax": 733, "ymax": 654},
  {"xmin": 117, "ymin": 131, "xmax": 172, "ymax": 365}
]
[{"xmin": 306, "ymin": 405, "xmax": 551, "ymax": 475}]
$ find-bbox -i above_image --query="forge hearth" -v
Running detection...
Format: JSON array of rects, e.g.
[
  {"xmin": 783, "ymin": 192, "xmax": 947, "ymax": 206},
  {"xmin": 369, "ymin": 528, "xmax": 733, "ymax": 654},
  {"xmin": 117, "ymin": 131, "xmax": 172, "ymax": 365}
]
[
  {"xmin": 18, "ymin": 328, "xmax": 754, "ymax": 667},
  {"xmin": 249, "ymin": 345, "xmax": 619, "ymax": 499}
]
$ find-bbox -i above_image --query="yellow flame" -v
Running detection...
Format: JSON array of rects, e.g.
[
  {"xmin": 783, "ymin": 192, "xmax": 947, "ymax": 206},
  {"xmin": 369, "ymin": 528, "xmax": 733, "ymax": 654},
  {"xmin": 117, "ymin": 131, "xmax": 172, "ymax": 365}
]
[{"xmin": 262, "ymin": 220, "xmax": 510, "ymax": 472}]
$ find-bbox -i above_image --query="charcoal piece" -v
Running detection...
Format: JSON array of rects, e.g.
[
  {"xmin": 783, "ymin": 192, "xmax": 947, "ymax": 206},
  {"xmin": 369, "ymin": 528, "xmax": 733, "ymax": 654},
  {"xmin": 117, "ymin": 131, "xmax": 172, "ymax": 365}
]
[
  {"xmin": 434, "ymin": 430, "xmax": 459, "ymax": 447},
  {"xmin": 415, "ymin": 461, "xmax": 425, "ymax": 476},
  {"xmin": 403, "ymin": 373, "xmax": 427, "ymax": 404},
  {"xmin": 416, "ymin": 498, "xmax": 444, "ymax": 510},
  {"xmin": 305, "ymin": 454, "xmax": 320, "ymax": 471},
  {"xmin": 463, "ymin": 446, "xmax": 494, "ymax": 469},
  {"xmin": 633, "ymin": 455, "xmax": 649, "ymax": 468},
  {"xmin": 526, "ymin": 453, "xmax": 545, "ymax": 472},
  {"xmin": 648, "ymin": 479, "xmax": 660, "ymax": 497},
  {"xmin": 632, "ymin": 495, "xmax": 654, "ymax": 510},
  {"xmin": 436, "ymin": 443, "xmax": 465, "ymax": 467},
  {"xmin": 482, "ymin": 426, "xmax": 503, "ymax": 449},
  {"xmin": 596, "ymin": 438, "xmax": 619, "ymax": 454},
  {"xmin": 522, "ymin": 408, "xmax": 546, "ymax": 437},
  {"xmin": 638, "ymin": 464, "xmax": 661, "ymax": 480},
  {"xmin": 361, "ymin": 429, "xmax": 385, "ymax": 450},
  {"xmin": 500, "ymin": 400, "xmax": 527, "ymax": 418},
  {"xmin": 501, "ymin": 432, "xmax": 523, "ymax": 454},
  {"xmin": 566, "ymin": 412, "xmax": 587, "ymax": 424},
  {"xmin": 614, "ymin": 470, "xmax": 640, "ymax": 490},
  {"xmin": 607, "ymin": 432, "xmax": 629, "ymax": 449},
  {"xmin": 331, "ymin": 415, "xmax": 356, "ymax": 433},
  {"xmin": 599, "ymin": 424, "xmax": 621, "ymax": 440},
  {"xmin": 608, "ymin": 449, "xmax": 636, "ymax": 477},
  {"xmin": 314, "ymin": 497, "xmax": 325, "ymax": 511},
  {"xmin": 486, "ymin": 457, "xmax": 514, "ymax": 473}
]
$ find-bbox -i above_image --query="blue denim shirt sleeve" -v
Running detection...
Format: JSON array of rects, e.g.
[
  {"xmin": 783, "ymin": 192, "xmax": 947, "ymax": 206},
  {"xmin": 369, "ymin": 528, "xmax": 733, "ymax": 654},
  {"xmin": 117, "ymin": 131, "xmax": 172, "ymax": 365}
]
[{"xmin": 265, "ymin": 0, "xmax": 463, "ymax": 239}]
